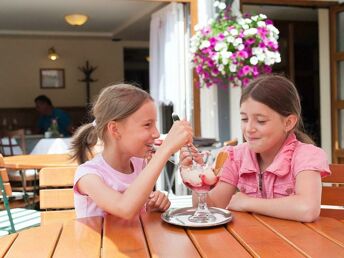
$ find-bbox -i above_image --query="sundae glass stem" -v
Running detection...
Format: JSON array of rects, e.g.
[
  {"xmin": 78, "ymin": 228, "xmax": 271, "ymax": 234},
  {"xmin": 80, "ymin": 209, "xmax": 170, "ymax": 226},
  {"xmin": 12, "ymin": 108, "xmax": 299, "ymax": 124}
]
[
  {"xmin": 188, "ymin": 192, "xmax": 216, "ymax": 223},
  {"xmin": 197, "ymin": 192, "xmax": 210, "ymax": 213}
]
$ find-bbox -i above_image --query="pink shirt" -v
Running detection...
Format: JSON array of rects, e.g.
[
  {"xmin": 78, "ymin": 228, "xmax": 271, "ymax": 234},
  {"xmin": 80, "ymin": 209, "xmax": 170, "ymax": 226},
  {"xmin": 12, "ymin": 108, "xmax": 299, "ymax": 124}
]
[
  {"xmin": 220, "ymin": 133, "xmax": 330, "ymax": 199},
  {"xmin": 74, "ymin": 154, "xmax": 144, "ymax": 218}
]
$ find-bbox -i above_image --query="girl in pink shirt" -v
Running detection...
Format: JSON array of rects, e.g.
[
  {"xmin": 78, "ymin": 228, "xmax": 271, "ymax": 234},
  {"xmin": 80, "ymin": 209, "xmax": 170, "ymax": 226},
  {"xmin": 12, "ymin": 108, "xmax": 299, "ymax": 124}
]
[
  {"xmin": 71, "ymin": 84, "xmax": 193, "ymax": 219},
  {"xmin": 181, "ymin": 75, "xmax": 330, "ymax": 222}
]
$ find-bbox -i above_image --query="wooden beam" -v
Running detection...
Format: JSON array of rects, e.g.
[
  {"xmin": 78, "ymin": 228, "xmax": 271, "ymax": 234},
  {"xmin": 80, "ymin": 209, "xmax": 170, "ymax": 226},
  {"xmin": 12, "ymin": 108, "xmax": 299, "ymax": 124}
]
[
  {"xmin": 190, "ymin": 0, "xmax": 200, "ymax": 136},
  {"xmin": 241, "ymin": 0, "xmax": 338, "ymax": 8}
]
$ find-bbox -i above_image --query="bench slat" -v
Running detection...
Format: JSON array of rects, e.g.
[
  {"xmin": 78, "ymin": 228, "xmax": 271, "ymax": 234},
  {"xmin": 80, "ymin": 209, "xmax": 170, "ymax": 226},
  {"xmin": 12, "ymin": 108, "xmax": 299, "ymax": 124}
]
[
  {"xmin": 39, "ymin": 189, "xmax": 74, "ymax": 209},
  {"xmin": 39, "ymin": 167, "xmax": 75, "ymax": 187},
  {"xmin": 322, "ymin": 187, "xmax": 344, "ymax": 206},
  {"xmin": 323, "ymin": 164, "xmax": 344, "ymax": 183}
]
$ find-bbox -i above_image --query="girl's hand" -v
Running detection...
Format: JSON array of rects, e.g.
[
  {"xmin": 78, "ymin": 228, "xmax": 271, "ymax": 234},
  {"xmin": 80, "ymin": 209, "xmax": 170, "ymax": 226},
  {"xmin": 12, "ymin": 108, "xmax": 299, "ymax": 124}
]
[
  {"xmin": 161, "ymin": 120, "xmax": 193, "ymax": 156},
  {"xmin": 226, "ymin": 192, "xmax": 250, "ymax": 212},
  {"xmin": 146, "ymin": 191, "xmax": 171, "ymax": 212},
  {"xmin": 179, "ymin": 144, "xmax": 204, "ymax": 168}
]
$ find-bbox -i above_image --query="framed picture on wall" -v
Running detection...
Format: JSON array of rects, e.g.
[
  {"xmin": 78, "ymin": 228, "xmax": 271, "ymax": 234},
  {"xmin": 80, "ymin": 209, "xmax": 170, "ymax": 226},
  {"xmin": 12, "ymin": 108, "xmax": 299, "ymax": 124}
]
[{"xmin": 40, "ymin": 69, "xmax": 65, "ymax": 89}]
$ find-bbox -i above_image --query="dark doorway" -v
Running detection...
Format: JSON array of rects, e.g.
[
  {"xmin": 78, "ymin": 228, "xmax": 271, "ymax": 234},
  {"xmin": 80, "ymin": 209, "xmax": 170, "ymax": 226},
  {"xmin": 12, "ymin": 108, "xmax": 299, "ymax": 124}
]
[
  {"xmin": 273, "ymin": 21, "xmax": 320, "ymax": 145},
  {"xmin": 123, "ymin": 48, "xmax": 150, "ymax": 92}
]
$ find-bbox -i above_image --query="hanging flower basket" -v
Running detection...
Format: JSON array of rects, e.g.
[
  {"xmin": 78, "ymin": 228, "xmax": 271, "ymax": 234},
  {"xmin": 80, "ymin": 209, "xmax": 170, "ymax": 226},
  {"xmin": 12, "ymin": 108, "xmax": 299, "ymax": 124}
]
[{"xmin": 190, "ymin": 2, "xmax": 281, "ymax": 88}]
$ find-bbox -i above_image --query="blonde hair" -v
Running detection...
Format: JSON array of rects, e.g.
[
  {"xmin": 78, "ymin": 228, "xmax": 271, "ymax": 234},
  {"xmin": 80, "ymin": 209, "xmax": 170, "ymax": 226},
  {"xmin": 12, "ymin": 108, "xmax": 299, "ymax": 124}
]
[{"xmin": 70, "ymin": 84, "xmax": 153, "ymax": 164}]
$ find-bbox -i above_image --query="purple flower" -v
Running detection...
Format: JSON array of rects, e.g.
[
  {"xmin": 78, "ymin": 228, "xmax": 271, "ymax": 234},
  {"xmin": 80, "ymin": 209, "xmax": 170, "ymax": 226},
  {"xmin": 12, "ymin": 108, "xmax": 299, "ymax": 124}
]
[
  {"xmin": 242, "ymin": 78, "xmax": 250, "ymax": 87},
  {"xmin": 241, "ymin": 65, "xmax": 252, "ymax": 75},
  {"xmin": 266, "ymin": 19, "xmax": 273, "ymax": 25},
  {"xmin": 196, "ymin": 66, "xmax": 203, "ymax": 74},
  {"xmin": 252, "ymin": 66, "xmax": 259, "ymax": 76},
  {"xmin": 258, "ymin": 42, "xmax": 266, "ymax": 49},
  {"xmin": 207, "ymin": 60, "xmax": 215, "ymax": 67},
  {"xmin": 209, "ymin": 37, "xmax": 217, "ymax": 46},
  {"xmin": 218, "ymin": 33, "xmax": 225, "ymax": 40},
  {"xmin": 201, "ymin": 27, "xmax": 210, "ymax": 35},
  {"xmin": 257, "ymin": 27, "xmax": 268, "ymax": 39},
  {"xmin": 263, "ymin": 65, "xmax": 272, "ymax": 73},
  {"xmin": 237, "ymin": 50, "xmax": 249, "ymax": 59},
  {"xmin": 267, "ymin": 41, "xmax": 278, "ymax": 50},
  {"xmin": 245, "ymin": 38, "xmax": 255, "ymax": 46}
]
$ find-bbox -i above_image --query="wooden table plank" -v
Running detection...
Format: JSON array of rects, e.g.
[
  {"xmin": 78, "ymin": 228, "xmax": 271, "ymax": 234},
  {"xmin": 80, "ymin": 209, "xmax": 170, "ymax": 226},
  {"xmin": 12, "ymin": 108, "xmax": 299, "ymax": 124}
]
[
  {"xmin": 3, "ymin": 154, "xmax": 76, "ymax": 169},
  {"xmin": 4, "ymin": 224, "xmax": 62, "ymax": 258},
  {"xmin": 255, "ymin": 214, "xmax": 344, "ymax": 257},
  {"xmin": 0, "ymin": 233, "xmax": 18, "ymax": 257},
  {"xmin": 305, "ymin": 217, "xmax": 344, "ymax": 248},
  {"xmin": 227, "ymin": 212, "xmax": 304, "ymax": 258},
  {"xmin": 141, "ymin": 212, "xmax": 201, "ymax": 258},
  {"xmin": 53, "ymin": 216, "xmax": 102, "ymax": 258},
  {"xmin": 187, "ymin": 226, "xmax": 252, "ymax": 258},
  {"xmin": 102, "ymin": 215, "xmax": 150, "ymax": 258}
]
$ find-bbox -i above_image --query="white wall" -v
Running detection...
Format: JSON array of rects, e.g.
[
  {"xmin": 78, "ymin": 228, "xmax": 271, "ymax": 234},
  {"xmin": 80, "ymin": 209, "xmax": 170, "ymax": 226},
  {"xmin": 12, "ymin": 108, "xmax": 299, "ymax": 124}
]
[
  {"xmin": 0, "ymin": 36, "xmax": 148, "ymax": 107},
  {"xmin": 318, "ymin": 9, "xmax": 332, "ymax": 161}
]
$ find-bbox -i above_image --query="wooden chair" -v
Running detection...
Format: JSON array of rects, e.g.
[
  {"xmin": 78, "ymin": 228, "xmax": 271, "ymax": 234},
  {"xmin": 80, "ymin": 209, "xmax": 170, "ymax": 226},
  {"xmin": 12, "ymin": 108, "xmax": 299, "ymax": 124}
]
[
  {"xmin": 0, "ymin": 130, "xmax": 38, "ymax": 205},
  {"xmin": 223, "ymin": 138, "xmax": 238, "ymax": 147},
  {"xmin": 0, "ymin": 154, "xmax": 38, "ymax": 208},
  {"xmin": 320, "ymin": 163, "xmax": 344, "ymax": 220},
  {"xmin": 39, "ymin": 166, "xmax": 76, "ymax": 225},
  {"xmin": 0, "ymin": 165, "xmax": 40, "ymax": 234}
]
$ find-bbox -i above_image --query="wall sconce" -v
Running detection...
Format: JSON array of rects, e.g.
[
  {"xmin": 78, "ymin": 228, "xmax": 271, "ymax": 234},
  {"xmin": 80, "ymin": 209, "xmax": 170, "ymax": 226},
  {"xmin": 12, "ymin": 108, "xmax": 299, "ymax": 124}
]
[
  {"xmin": 64, "ymin": 14, "xmax": 88, "ymax": 26},
  {"xmin": 48, "ymin": 47, "xmax": 59, "ymax": 61}
]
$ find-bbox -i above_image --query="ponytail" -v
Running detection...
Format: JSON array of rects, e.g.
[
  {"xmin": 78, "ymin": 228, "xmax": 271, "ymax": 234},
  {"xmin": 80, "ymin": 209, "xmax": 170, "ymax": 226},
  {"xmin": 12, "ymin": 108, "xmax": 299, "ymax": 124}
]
[
  {"xmin": 70, "ymin": 123, "xmax": 98, "ymax": 164},
  {"xmin": 294, "ymin": 129, "xmax": 315, "ymax": 145},
  {"xmin": 294, "ymin": 118, "xmax": 315, "ymax": 145}
]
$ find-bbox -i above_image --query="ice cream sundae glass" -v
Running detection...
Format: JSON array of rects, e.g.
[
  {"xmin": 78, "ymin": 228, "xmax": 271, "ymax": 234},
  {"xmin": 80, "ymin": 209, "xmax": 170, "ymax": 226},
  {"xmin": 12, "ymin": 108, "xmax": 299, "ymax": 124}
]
[{"xmin": 180, "ymin": 157, "xmax": 219, "ymax": 223}]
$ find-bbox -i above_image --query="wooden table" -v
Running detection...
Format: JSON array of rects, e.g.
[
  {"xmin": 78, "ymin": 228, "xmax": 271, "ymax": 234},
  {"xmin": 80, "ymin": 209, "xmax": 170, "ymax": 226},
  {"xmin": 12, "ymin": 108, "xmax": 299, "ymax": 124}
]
[
  {"xmin": 2, "ymin": 154, "xmax": 77, "ymax": 169},
  {"xmin": 1, "ymin": 212, "xmax": 343, "ymax": 258}
]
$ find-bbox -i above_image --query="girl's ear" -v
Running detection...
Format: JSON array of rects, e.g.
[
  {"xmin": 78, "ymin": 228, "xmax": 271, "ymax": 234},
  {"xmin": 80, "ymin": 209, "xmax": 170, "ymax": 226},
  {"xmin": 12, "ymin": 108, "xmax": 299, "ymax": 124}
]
[
  {"xmin": 107, "ymin": 121, "xmax": 120, "ymax": 138},
  {"xmin": 285, "ymin": 114, "xmax": 298, "ymax": 133}
]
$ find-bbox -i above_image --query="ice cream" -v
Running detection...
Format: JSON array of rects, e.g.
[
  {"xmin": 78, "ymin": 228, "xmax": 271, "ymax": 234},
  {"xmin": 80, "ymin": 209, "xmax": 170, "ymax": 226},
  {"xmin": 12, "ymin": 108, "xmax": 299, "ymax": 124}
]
[{"xmin": 181, "ymin": 165, "xmax": 219, "ymax": 191}]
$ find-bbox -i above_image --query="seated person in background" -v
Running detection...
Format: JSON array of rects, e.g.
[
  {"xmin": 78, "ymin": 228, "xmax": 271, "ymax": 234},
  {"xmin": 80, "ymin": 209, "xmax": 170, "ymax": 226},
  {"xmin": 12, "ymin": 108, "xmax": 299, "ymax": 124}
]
[{"xmin": 34, "ymin": 95, "xmax": 72, "ymax": 136}]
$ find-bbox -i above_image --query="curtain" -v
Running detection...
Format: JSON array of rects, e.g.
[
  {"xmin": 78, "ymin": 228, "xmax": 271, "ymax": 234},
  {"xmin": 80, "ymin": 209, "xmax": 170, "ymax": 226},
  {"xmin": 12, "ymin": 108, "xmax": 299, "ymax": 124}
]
[
  {"xmin": 150, "ymin": 2, "xmax": 191, "ymax": 193},
  {"xmin": 149, "ymin": 2, "xmax": 192, "ymax": 125}
]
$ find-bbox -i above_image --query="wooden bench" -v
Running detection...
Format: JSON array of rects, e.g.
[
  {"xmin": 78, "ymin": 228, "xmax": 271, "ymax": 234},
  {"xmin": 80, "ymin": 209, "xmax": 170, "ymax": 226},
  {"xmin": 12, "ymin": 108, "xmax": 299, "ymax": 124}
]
[
  {"xmin": 39, "ymin": 166, "xmax": 76, "ymax": 225},
  {"xmin": 321, "ymin": 163, "xmax": 344, "ymax": 220}
]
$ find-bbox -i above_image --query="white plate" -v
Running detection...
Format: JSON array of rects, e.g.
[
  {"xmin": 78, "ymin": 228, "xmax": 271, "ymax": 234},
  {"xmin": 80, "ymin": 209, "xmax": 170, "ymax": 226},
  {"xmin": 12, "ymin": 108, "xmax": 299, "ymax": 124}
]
[{"xmin": 161, "ymin": 207, "xmax": 232, "ymax": 228}]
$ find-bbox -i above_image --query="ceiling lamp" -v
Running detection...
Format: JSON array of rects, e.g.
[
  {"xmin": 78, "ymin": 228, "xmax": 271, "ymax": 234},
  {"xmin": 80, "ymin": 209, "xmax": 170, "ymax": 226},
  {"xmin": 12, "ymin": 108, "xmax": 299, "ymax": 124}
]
[
  {"xmin": 64, "ymin": 14, "xmax": 88, "ymax": 26},
  {"xmin": 48, "ymin": 47, "xmax": 59, "ymax": 61}
]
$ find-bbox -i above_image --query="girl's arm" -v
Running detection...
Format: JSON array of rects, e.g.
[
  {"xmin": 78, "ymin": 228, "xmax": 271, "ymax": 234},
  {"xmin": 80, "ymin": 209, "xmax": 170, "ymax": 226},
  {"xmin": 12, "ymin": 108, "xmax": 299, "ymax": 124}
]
[
  {"xmin": 77, "ymin": 121, "xmax": 192, "ymax": 220},
  {"xmin": 227, "ymin": 170, "xmax": 322, "ymax": 222}
]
